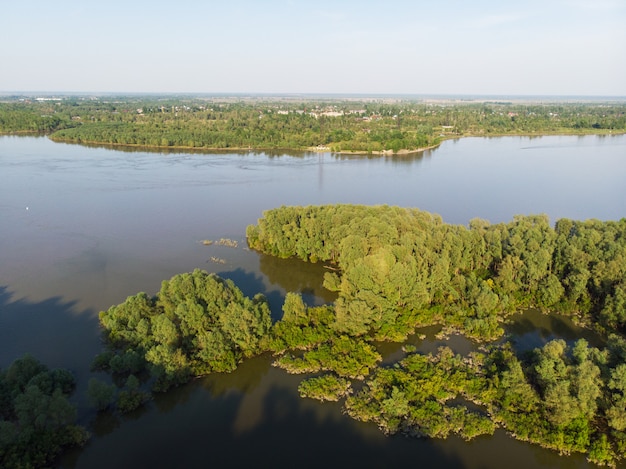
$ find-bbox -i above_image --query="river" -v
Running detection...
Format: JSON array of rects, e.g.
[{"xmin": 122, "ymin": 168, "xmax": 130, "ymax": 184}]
[{"xmin": 0, "ymin": 134, "xmax": 624, "ymax": 468}]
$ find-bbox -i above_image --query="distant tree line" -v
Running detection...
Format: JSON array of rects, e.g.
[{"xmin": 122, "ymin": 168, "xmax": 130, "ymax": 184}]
[{"xmin": 1, "ymin": 97, "xmax": 624, "ymax": 153}]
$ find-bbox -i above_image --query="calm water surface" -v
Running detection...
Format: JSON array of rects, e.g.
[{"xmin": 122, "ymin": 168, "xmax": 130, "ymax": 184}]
[{"xmin": 0, "ymin": 135, "xmax": 624, "ymax": 468}]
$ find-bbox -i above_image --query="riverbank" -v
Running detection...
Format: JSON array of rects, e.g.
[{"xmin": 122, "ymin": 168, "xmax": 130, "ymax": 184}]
[
  {"xmin": 45, "ymin": 127, "xmax": 625, "ymax": 156},
  {"xmin": 4, "ymin": 98, "xmax": 625, "ymax": 155}
]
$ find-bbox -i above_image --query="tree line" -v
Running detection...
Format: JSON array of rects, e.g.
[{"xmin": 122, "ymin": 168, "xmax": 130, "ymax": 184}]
[
  {"xmin": 246, "ymin": 205, "xmax": 626, "ymax": 341},
  {"xmin": 1, "ymin": 97, "xmax": 624, "ymax": 153}
]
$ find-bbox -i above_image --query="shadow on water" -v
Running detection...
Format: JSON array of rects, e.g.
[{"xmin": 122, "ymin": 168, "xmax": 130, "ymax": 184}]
[
  {"xmin": 216, "ymin": 386, "xmax": 464, "ymax": 469},
  {"xmin": 62, "ymin": 359, "xmax": 467, "ymax": 469},
  {"xmin": 376, "ymin": 325, "xmax": 482, "ymax": 366},
  {"xmin": 198, "ymin": 353, "xmax": 273, "ymax": 397},
  {"xmin": 0, "ymin": 285, "xmax": 101, "ymax": 374},
  {"xmin": 505, "ymin": 309, "xmax": 605, "ymax": 353},
  {"xmin": 217, "ymin": 267, "xmax": 285, "ymax": 320},
  {"xmin": 0, "ymin": 284, "xmax": 106, "ymax": 431},
  {"xmin": 258, "ymin": 253, "xmax": 338, "ymax": 305},
  {"xmin": 219, "ymin": 254, "xmax": 338, "ymax": 321}
]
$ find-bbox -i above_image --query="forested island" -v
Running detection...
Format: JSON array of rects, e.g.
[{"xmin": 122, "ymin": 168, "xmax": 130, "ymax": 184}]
[
  {"xmin": 88, "ymin": 205, "xmax": 626, "ymax": 467},
  {"xmin": 0, "ymin": 96, "xmax": 624, "ymax": 153}
]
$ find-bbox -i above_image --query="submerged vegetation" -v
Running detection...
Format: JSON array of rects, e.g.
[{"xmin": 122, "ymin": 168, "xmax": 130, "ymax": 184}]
[
  {"xmin": 1, "ymin": 96, "xmax": 624, "ymax": 153},
  {"xmin": 91, "ymin": 204, "xmax": 626, "ymax": 466},
  {"xmin": 346, "ymin": 336, "xmax": 626, "ymax": 467}
]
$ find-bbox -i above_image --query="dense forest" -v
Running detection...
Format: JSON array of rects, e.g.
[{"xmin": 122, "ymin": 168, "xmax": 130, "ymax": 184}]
[
  {"xmin": 1, "ymin": 96, "xmax": 624, "ymax": 153},
  {"xmin": 247, "ymin": 205, "xmax": 626, "ymax": 340},
  {"xmin": 90, "ymin": 205, "xmax": 626, "ymax": 466}
]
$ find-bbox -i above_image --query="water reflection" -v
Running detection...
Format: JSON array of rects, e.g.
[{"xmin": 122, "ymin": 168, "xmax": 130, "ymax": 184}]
[
  {"xmin": 376, "ymin": 326, "xmax": 485, "ymax": 366},
  {"xmin": 88, "ymin": 411, "xmax": 123, "ymax": 439},
  {"xmin": 0, "ymin": 286, "xmax": 102, "ymax": 422},
  {"xmin": 505, "ymin": 309, "xmax": 605, "ymax": 353},
  {"xmin": 200, "ymin": 354, "xmax": 272, "ymax": 397},
  {"xmin": 57, "ymin": 139, "xmax": 314, "ymax": 158},
  {"xmin": 375, "ymin": 310, "xmax": 607, "ymax": 368},
  {"xmin": 216, "ymin": 267, "xmax": 285, "ymax": 320},
  {"xmin": 65, "ymin": 359, "xmax": 474, "ymax": 469},
  {"xmin": 257, "ymin": 253, "xmax": 337, "ymax": 306}
]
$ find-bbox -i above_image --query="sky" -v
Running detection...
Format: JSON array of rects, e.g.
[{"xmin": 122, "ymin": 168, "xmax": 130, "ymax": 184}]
[{"xmin": 1, "ymin": 0, "xmax": 625, "ymax": 96}]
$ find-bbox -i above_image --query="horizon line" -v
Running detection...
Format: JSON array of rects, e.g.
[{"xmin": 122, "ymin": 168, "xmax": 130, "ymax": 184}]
[{"xmin": 1, "ymin": 91, "xmax": 625, "ymax": 102}]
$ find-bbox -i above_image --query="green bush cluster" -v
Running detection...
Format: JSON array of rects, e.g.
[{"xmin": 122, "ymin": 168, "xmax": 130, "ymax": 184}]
[
  {"xmin": 298, "ymin": 374, "xmax": 352, "ymax": 402},
  {"xmin": 274, "ymin": 335, "xmax": 381, "ymax": 380},
  {"xmin": 98, "ymin": 269, "xmax": 272, "ymax": 391},
  {"xmin": 345, "ymin": 347, "xmax": 495, "ymax": 439},
  {"xmin": 346, "ymin": 337, "xmax": 626, "ymax": 464},
  {"xmin": 0, "ymin": 355, "xmax": 88, "ymax": 468}
]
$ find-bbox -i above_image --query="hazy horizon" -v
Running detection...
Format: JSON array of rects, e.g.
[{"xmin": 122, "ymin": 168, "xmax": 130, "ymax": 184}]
[
  {"xmin": 2, "ymin": 92, "xmax": 625, "ymax": 101},
  {"xmin": 1, "ymin": 1, "xmax": 625, "ymax": 96}
]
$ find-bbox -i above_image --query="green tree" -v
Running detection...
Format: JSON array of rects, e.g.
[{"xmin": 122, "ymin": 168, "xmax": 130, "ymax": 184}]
[{"xmin": 87, "ymin": 378, "xmax": 116, "ymax": 411}]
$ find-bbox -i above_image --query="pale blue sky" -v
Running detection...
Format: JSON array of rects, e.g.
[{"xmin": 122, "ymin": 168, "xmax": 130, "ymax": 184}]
[{"xmin": 1, "ymin": 0, "xmax": 624, "ymax": 95}]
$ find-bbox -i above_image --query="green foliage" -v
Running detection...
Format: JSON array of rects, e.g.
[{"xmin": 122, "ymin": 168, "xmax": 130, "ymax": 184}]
[
  {"xmin": 89, "ymin": 201, "xmax": 626, "ymax": 466},
  {"xmin": 86, "ymin": 378, "xmax": 116, "ymax": 412},
  {"xmin": 0, "ymin": 355, "xmax": 88, "ymax": 468},
  {"xmin": 117, "ymin": 375, "xmax": 151, "ymax": 414},
  {"xmin": 2, "ymin": 98, "xmax": 623, "ymax": 152},
  {"xmin": 588, "ymin": 434, "xmax": 615, "ymax": 467},
  {"xmin": 298, "ymin": 374, "xmax": 352, "ymax": 401},
  {"xmin": 607, "ymin": 364, "xmax": 626, "ymax": 432},
  {"xmin": 248, "ymin": 205, "xmax": 626, "ymax": 340},
  {"xmin": 268, "ymin": 296, "xmax": 335, "ymax": 352},
  {"xmin": 490, "ymin": 340, "xmax": 626, "ymax": 461},
  {"xmin": 345, "ymin": 347, "xmax": 494, "ymax": 439},
  {"xmin": 275, "ymin": 335, "xmax": 381, "ymax": 379},
  {"xmin": 0, "ymin": 102, "xmax": 72, "ymax": 134},
  {"xmin": 342, "ymin": 338, "xmax": 626, "ymax": 463},
  {"xmin": 98, "ymin": 269, "xmax": 272, "ymax": 391}
]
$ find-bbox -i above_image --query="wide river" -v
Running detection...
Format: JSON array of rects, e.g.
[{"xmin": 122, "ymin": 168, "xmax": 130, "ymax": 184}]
[{"xmin": 0, "ymin": 134, "xmax": 625, "ymax": 468}]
